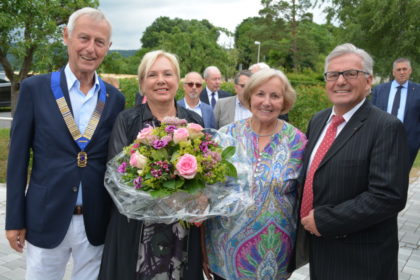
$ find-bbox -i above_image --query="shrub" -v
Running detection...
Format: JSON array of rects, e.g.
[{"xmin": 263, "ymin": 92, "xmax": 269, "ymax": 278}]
[{"xmin": 289, "ymin": 85, "xmax": 331, "ymax": 132}]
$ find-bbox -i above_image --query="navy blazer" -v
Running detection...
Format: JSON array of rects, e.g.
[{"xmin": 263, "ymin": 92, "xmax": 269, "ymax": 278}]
[
  {"xmin": 6, "ymin": 70, "xmax": 125, "ymax": 248},
  {"xmin": 371, "ymin": 81, "xmax": 420, "ymax": 166},
  {"xmin": 177, "ymin": 98, "xmax": 216, "ymax": 129},
  {"xmin": 199, "ymin": 88, "xmax": 232, "ymax": 105}
]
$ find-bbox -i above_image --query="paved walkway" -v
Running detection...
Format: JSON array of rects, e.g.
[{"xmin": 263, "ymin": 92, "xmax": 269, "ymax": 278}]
[{"xmin": 0, "ymin": 178, "xmax": 419, "ymax": 279}]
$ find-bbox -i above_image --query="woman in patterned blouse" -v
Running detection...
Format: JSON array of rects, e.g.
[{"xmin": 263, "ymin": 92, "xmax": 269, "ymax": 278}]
[{"xmin": 204, "ymin": 68, "xmax": 307, "ymax": 280}]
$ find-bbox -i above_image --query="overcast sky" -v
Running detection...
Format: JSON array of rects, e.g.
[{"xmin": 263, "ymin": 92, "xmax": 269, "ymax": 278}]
[{"xmin": 98, "ymin": 0, "xmax": 325, "ymax": 50}]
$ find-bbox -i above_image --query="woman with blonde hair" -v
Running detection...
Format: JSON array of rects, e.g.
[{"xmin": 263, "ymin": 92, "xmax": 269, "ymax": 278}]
[{"xmin": 99, "ymin": 50, "xmax": 204, "ymax": 280}]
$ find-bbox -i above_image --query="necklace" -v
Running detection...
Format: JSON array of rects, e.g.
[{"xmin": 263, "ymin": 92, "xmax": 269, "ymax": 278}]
[{"xmin": 249, "ymin": 119, "xmax": 280, "ymax": 137}]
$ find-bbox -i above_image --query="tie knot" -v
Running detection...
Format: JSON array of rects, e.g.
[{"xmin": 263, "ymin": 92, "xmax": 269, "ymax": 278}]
[
  {"xmin": 331, "ymin": 115, "xmax": 345, "ymax": 127},
  {"xmin": 211, "ymin": 92, "xmax": 216, "ymax": 96},
  {"xmin": 397, "ymin": 85, "xmax": 403, "ymax": 89}
]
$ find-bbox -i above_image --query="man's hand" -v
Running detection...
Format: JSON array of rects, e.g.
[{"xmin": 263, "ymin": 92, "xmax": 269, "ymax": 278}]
[
  {"xmin": 6, "ymin": 229, "xmax": 27, "ymax": 253},
  {"xmin": 301, "ymin": 210, "xmax": 321, "ymax": 237}
]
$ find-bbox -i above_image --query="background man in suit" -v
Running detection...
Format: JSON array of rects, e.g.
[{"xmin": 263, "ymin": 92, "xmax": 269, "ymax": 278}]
[
  {"xmin": 5, "ymin": 7, "xmax": 125, "ymax": 279},
  {"xmin": 298, "ymin": 43, "xmax": 409, "ymax": 280},
  {"xmin": 213, "ymin": 70, "xmax": 252, "ymax": 128},
  {"xmin": 199, "ymin": 66, "xmax": 232, "ymax": 108},
  {"xmin": 178, "ymin": 72, "xmax": 216, "ymax": 128},
  {"xmin": 371, "ymin": 58, "xmax": 420, "ymax": 168}
]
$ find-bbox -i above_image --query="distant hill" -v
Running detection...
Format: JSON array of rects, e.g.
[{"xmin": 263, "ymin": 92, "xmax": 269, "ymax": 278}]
[{"xmin": 109, "ymin": 49, "xmax": 137, "ymax": 57}]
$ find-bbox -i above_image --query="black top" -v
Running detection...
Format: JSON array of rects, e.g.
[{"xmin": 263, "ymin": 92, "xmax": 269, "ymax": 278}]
[{"xmin": 99, "ymin": 103, "xmax": 204, "ymax": 280}]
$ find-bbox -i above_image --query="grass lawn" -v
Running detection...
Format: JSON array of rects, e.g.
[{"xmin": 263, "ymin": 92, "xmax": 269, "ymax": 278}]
[
  {"xmin": 0, "ymin": 128, "xmax": 419, "ymax": 183},
  {"xmin": 0, "ymin": 129, "xmax": 9, "ymax": 183}
]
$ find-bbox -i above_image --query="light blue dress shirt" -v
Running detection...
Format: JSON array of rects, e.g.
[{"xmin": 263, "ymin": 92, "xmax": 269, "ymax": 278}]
[
  {"xmin": 64, "ymin": 65, "xmax": 100, "ymax": 206},
  {"xmin": 386, "ymin": 80, "xmax": 408, "ymax": 122}
]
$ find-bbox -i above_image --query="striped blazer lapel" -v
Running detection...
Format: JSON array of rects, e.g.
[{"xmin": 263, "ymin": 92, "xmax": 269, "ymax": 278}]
[{"xmin": 319, "ymin": 100, "xmax": 370, "ymax": 169}]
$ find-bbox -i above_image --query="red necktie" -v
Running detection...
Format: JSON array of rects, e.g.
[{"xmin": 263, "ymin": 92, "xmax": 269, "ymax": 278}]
[{"xmin": 300, "ymin": 115, "xmax": 345, "ymax": 218}]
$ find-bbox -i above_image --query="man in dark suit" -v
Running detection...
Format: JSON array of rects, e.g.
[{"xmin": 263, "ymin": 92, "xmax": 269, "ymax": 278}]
[
  {"xmin": 199, "ymin": 66, "xmax": 232, "ymax": 108},
  {"xmin": 5, "ymin": 7, "xmax": 125, "ymax": 279},
  {"xmin": 297, "ymin": 43, "xmax": 409, "ymax": 280},
  {"xmin": 178, "ymin": 71, "xmax": 216, "ymax": 128},
  {"xmin": 371, "ymin": 58, "xmax": 420, "ymax": 168}
]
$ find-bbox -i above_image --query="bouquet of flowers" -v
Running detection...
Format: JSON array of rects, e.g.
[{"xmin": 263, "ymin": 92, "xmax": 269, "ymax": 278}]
[{"xmin": 105, "ymin": 117, "xmax": 253, "ymax": 224}]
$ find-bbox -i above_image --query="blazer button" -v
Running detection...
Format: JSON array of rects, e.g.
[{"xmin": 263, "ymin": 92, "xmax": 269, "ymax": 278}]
[{"xmin": 72, "ymin": 186, "xmax": 78, "ymax": 192}]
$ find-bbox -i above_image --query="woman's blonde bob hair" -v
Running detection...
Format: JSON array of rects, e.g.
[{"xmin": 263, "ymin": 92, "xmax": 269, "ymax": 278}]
[
  {"xmin": 242, "ymin": 68, "xmax": 296, "ymax": 115},
  {"xmin": 137, "ymin": 50, "xmax": 180, "ymax": 95}
]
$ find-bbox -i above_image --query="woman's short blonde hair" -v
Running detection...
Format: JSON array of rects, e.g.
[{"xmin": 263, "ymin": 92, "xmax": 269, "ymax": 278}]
[
  {"xmin": 242, "ymin": 68, "xmax": 296, "ymax": 114},
  {"xmin": 137, "ymin": 50, "xmax": 180, "ymax": 95}
]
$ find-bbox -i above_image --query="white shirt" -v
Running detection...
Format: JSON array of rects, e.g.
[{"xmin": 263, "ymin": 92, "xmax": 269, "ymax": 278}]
[
  {"xmin": 206, "ymin": 87, "xmax": 219, "ymax": 103},
  {"xmin": 234, "ymin": 96, "xmax": 252, "ymax": 121},
  {"xmin": 183, "ymin": 98, "xmax": 203, "ymax": 117}
]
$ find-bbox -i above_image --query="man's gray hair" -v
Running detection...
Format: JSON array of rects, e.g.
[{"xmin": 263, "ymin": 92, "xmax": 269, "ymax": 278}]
[
  {"xmin": 393, "ymin": 58, "xmax": 411, "ymax": 69},
  {"xmin": 203, "ymin": 66, "xmax": 221, "ymax": 79},
  {"xmin": 249, "ymin": 62, "xmax": 270, "ymax": 72},
  {"xmin": 67, "ymin": 7, "xmax": 112, "ymax": 38},
  {"xmin": 325, "ymin": 43, "xmax": 373, "ymax": 74}
]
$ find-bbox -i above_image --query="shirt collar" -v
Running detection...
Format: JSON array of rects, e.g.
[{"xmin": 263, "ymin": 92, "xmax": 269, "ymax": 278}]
[
  {"xmin": 391, "ymin": 80, "xmax": 408, "ymax": 88},
  {"xmin": 64, "ymin": 64, "xmax": 100, "ymax": 93},
  {"xmin": 330, "ymin": 98, "xmax": 366, "ymax": 123}
]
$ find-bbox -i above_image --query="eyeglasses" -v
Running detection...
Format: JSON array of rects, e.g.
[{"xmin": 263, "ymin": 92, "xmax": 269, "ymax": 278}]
[
  {"xmin": 324, "ymin": 70, "xmax": 369, "ymax": 81},
  {"xmin": 185, "ymin": 82, "xmax": 202, "ymax": 88}
]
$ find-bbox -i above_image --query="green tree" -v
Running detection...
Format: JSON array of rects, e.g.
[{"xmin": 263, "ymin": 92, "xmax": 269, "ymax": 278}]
[
  {"xmin": 319, "ymin": 0, "xmax": 420, "ymax": 81},
  {"xmin": 0, "ymin": 0, "xmax": 98, "ymax": 114},
  {"xmin": 140, "ymin": 17, "xmax": 236, "ymax": 78}
]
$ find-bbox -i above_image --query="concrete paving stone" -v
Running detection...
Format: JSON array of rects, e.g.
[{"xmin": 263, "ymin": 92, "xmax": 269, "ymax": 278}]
[
  {"xmin": 402, "ymin": 234, "xmax": 420, "ymax": 245},
  {"xmin": 403, "ymin": 265, "xmax": 420, "ymax": 276},
  {"xmin": 399, "ymin": 272, "xmax": 412, "ymax": 280},
  {"xmin": 1, "ymin": 267, "xmax": 25, "ymax": 280}
]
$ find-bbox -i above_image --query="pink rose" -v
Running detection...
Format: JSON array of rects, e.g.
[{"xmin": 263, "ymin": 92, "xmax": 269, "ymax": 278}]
[
  {"xmin": 187, "ymin": 123, "xmax": 204, "ymax": 139},
  {"xmin": 176, "ymin": 154, "xmax": 198, "ymax": 179},
  {"xmin": 173, "ymin": 128, "xmax": 189, "ymax": 143},
  {"xmin": 129, "ymin": 151, "xmax": 148, "ymax": 169},
  {"xmin": 137, "ymin": 126, "xmax": 154, "ymax": 144}
]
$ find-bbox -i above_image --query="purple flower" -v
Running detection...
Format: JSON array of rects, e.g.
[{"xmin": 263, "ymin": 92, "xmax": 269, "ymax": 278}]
[
  {"xmin": 199, "ymin": 142, "xmax": 209, "ymax": 153},
  {"xmin": 118, "ymin": 162, "xmax": 128, "ymax": 173},
  {"xmin": 152, "ymin": 139, "xmax": 168, "ymax": 149},
  {"xmin": 165, "ymin": 125, "xmax": 177, "ymax": 133},
  {"xmin": 151, "ymin": 169, "xmax": 163, "ymax": 178},
  {"xmin": 133, "ymin": 176, "xmax": 143, "ymax": 189}
]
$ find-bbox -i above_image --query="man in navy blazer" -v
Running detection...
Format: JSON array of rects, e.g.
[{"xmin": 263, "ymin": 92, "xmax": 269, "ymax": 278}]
[
  {"xmin": 371, "ymin": 58, "xmax": 420, "ymax": 168},
  {"xmin": 199, "ymin": 66, "xmax": 232, "ymax": 108},
  {"xmin": 5, "ymin": 8, "xmax": 125, "ymax": 279},
  {"xmin": 178, "ymin": 72, "xmax": 216, "ymax": 128},
  {"xmin": 293, "ymin": 44, "xmax": 409, "ymax": 280}
]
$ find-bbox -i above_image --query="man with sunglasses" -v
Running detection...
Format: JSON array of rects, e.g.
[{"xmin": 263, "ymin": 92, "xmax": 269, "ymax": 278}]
[
  {"xmin": 371, "ymin": 58, "xmax": 420, "ymax": 169},
  {"xmin": 213, "ymin": 70, "xmax": 252, "ymax": 129},
  {"xmin": 290, "ymin": 43, "xmax": 409, "ymax": 280},
  {"xmin": 178, "ymin": 72, "xmax": 216, "ymax": 128}
]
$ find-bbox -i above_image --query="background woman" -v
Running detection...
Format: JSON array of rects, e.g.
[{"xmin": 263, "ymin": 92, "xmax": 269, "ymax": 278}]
[
  {"xmin": 99, "ymin": 50, "xmax": 204, "ymax": 280},
  {"xmin": 205, "ymin": 69, "xmax": 307, "ymax": 280}
]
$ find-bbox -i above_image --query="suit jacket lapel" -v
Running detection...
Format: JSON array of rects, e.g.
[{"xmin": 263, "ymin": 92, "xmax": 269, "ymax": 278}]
[
  {"xmin": 378, "ymin": 83, "xmax": 392, "ymax": 111},
  {"xmin": 318, "ymin": 100, "xmax": 370, "ymax": 169},
  {"xmin": 404, "ymin": 81, "xmax": 415, "ymax": 121}
]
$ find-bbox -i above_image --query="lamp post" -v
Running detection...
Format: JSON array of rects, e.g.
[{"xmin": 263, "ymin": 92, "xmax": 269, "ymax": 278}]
[{"xmin": 255, "ymin": 41, "xmax": 261, "ymax": 63}]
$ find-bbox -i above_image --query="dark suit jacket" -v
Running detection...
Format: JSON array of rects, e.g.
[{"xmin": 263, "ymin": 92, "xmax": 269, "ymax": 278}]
[
  {"xmin": 6, "ymin": 70, "xmax": 125, "ymax": 248},
  {"xmin": 177, "ymin": 98, "xmax": 216, "ymax": 129},
  {"xmin": 371, "ymin": 81, "xmax": 420, "ymax": 167},
  {"xmin": 293, "ymin": 100, "xmax": 409, "ymax": 280},
  {"xmin": 199, "ymin": 88, "xmax": 232, "ymax": 105}
]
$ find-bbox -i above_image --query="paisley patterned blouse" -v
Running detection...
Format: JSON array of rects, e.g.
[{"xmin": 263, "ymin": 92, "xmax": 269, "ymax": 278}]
[{"xmin": 205, "ymin": 119, "xmax": 307, "ymax": 280}]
